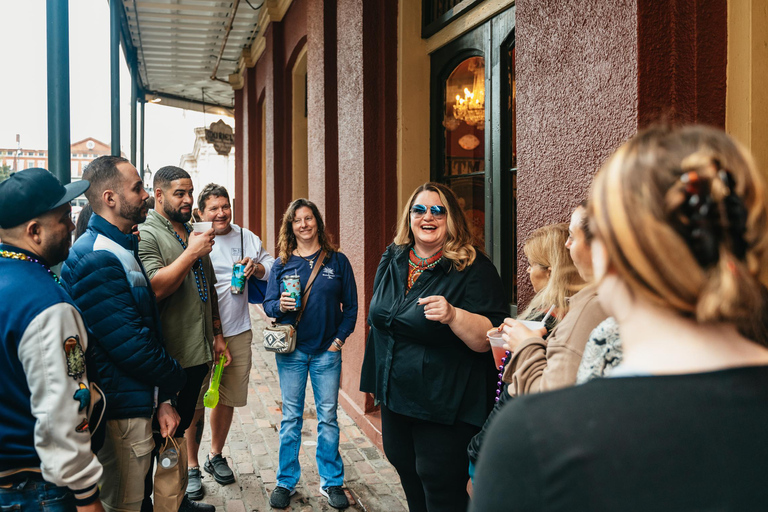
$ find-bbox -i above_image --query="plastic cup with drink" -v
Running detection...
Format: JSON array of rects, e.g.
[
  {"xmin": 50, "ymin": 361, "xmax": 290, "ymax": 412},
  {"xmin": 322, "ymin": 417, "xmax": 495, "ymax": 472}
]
[
  {"xmin": 489, "ymin": 305, "xmax": 555, "ymax": 369},
  {"xmin": 191, "ymin": 221, "xmax": 213, "ymax": 233},
  {"xmin": 488, "ymin": 329, "xmax": 508, "ymax": 370}
]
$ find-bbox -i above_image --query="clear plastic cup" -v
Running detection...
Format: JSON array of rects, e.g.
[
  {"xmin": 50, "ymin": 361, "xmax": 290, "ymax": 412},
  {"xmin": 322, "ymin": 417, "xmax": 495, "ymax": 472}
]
[{"xmin": 488, "ymin": 331, "xmax": 507, "ymax": 369}]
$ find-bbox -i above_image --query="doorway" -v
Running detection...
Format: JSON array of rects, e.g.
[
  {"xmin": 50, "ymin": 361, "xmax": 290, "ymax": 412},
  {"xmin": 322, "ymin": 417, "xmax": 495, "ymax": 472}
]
[{"xmin": 430, "ymin": 6, "xmax": 517, "ymax": 308}]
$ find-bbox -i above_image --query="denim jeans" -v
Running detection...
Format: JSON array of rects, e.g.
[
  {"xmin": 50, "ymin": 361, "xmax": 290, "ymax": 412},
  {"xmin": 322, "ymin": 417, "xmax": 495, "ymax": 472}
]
[
  {"xmin": 275, "ymin": 348, "xmax": 343, "ymax": 490},
  {"xmin": 0, "ymin": 478, "xmax": 76, "ymax": 512}
]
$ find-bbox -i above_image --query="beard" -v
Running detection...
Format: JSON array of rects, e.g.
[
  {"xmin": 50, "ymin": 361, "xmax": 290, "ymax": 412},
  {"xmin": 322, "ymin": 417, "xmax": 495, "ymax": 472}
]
[
  {"xmin": 42, "ymin": 232, "xmax": 72, "ymax": 266},
  {"xmin": 119, "ymin": 196, "xmax": 148, "ymax": 225},
  {"xmin": 163, "ymin": 201, "xmax": 192, "ymax": 224}
]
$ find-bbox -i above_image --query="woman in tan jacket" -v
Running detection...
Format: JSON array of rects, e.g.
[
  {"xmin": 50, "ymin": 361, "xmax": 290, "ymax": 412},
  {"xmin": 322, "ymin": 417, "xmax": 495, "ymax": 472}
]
[{"xmin": 499, "ymin": 203, "xmax": 607, "ymax": 397}]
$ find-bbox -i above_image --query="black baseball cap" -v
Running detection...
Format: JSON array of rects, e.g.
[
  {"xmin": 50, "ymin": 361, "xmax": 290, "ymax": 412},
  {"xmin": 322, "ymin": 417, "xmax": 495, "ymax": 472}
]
[{"xmin": 0, "ymin": 168, "xmax": 90, "ymax": 229}]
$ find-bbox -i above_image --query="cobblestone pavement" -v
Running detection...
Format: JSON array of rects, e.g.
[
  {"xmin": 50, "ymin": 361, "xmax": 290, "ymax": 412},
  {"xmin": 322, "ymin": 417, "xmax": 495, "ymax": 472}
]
[{"xmin": 190, "ymin": 307, "xmax": 407, "ymax": 511}]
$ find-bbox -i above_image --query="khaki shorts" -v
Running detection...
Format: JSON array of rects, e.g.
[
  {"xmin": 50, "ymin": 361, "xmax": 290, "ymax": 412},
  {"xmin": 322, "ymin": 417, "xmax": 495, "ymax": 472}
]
[
  {"xmin": 97, "ymin": 417, "xmax": 155, "ymax": 512},
  {"xmin": 196, "ymin": 329, "xmax": 253, "ymax": 408}
]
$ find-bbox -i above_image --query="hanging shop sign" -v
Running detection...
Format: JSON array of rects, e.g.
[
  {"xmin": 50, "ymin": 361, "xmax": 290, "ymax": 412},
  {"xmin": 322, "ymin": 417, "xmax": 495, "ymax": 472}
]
[{"xmin": 205, "ymin": 120, "xmax": 235, "ymax": 155}]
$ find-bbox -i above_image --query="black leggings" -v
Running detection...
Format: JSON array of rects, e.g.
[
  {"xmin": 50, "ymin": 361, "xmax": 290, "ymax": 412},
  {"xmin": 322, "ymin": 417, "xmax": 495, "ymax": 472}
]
[
  {"xmin": 380, "ymin": 405, "xmax": 480, "ymax": 512},
  {"xmin": 142, "ymin": 363, "xmax": 209, "ymax": 508}
]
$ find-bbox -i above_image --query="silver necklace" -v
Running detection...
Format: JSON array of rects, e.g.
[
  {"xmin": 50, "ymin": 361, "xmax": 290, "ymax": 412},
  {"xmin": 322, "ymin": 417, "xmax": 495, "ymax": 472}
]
[{"xmin": 297, "ymin": 248, "xmax": 320, "ymax": 269}]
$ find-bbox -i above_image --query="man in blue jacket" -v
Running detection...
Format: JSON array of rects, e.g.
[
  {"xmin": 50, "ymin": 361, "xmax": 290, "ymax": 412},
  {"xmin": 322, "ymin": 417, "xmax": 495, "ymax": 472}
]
[{"xmin": 62, "ymin": 156, "xmax": 187, "ymax": 512}]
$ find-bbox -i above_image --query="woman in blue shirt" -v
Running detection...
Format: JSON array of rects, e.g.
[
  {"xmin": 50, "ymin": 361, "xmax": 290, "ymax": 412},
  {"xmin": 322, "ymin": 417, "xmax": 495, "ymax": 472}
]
[{"xmin": 263, "ymin": 198, "xmax": 357, "ymax": 510}]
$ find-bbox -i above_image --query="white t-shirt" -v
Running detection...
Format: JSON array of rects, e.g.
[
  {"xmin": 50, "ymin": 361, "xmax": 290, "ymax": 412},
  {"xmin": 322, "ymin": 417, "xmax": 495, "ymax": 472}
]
[{"xmin": 210, "ymin": 224, "xmax": 275, "ymax": 337}]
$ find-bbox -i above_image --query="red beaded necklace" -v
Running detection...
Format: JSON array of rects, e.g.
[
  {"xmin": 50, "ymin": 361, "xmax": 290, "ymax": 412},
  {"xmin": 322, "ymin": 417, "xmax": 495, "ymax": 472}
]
[{"xmin": 407, "ymin": 247, "xmax": 443, "ymax": 290}]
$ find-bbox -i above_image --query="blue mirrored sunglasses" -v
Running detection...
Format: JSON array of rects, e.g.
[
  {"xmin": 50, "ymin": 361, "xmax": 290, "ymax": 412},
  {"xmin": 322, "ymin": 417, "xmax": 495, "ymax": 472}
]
[{"xmin": 410, "ymin": 204, "xmax": 447, "ymax": 218}]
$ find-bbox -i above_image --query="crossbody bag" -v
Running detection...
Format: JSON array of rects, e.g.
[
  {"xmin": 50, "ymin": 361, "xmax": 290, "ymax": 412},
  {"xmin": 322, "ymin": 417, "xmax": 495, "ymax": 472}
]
[{"xmin": 263, "ymin": 250, "xmax": 327, "ymax": 354}]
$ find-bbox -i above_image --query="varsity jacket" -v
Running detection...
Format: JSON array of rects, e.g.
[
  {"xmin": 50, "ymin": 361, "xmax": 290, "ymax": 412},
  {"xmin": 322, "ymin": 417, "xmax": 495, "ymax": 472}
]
[
  {"xmin": 0, "ymin": 244, "xmax": 102, "ymax": 505},
  {"xmin": 62, "ymin": 214, "xmax": 186, "ymax": 420}
]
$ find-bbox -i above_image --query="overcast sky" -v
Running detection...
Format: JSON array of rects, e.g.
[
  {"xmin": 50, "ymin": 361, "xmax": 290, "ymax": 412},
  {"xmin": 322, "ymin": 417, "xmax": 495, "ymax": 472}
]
[{"xmin": 0, "ymin": 0, "xmax": 232, "ymax": 172}]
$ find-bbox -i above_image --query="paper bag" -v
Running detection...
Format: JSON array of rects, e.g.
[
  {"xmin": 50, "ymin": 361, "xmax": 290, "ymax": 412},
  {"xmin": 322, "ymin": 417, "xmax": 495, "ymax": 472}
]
[{"xmin": 153, "ymin": 436, "xmax": 188, "ymax": 512}]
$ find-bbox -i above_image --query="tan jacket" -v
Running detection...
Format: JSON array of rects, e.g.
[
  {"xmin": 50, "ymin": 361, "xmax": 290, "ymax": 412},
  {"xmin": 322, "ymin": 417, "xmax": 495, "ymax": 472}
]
[{"xmin": 503, "ymin": 285, "xmax": 607, "ymax": 397}]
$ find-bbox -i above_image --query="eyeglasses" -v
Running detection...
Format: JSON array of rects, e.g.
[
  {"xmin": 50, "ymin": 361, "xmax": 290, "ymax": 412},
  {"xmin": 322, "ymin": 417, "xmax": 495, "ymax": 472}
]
[{"xmin": 410, "ymin": 204, "xmax": 447, "ymax": 219}]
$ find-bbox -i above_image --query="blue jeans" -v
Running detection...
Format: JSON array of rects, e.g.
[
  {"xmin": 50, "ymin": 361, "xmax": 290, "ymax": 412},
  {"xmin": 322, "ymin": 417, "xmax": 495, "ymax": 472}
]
[
  {"xmin": 275, "ymin": 348, "xmax": 343, "ymax": 490},
  {"xmin": 0, "ymin": 478, "xmax": 75, "ymax": 512}
]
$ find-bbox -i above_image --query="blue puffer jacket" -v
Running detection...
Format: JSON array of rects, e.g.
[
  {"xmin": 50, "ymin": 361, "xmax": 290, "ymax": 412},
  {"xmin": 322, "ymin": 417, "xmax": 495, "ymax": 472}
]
[{"xmin": 62, "ymin": 214, "xmax": 186, "ymax": 420}]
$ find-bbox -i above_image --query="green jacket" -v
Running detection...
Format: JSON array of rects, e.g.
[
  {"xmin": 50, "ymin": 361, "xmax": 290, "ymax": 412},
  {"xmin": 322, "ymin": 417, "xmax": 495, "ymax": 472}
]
[{"xmin": 138, "ymin": 209, "xmax": 215, "ymax": 369}]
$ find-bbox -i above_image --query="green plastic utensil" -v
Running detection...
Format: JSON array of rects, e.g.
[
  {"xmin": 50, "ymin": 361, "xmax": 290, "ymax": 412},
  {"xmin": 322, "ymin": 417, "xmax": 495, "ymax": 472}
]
[{"xmin": 203, "ymin": 354, "xmax": 226, "ymax": 408}]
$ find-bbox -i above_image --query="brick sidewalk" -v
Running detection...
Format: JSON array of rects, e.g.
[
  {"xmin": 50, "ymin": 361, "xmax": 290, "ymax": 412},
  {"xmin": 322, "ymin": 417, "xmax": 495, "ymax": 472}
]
[{"xmin": 190, "ymin": 307, "xmax": 407, "ymax": 511}]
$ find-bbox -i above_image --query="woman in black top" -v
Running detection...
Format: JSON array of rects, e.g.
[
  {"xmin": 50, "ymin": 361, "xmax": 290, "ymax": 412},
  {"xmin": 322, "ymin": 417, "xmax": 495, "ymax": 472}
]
[
  {"xmin": 471, "ymin": 125, "xmax": 768, "ymax": 511},
  {"xmin": 360, "ymin": 182, "xmax": 507, "ymax": 512}
]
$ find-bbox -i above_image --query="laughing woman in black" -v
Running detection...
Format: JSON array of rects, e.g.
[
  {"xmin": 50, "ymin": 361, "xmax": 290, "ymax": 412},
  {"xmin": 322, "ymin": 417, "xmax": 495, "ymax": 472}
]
[{"xmin": 360, "ymin": 182, "xmax": 507, "ymax": 512}]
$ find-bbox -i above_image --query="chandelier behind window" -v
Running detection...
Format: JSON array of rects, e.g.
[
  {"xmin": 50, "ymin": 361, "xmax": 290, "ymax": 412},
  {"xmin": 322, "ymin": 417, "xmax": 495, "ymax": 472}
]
[{"xmin": 453, "ymin": 59, "xmax": 485, "ymax": 128}]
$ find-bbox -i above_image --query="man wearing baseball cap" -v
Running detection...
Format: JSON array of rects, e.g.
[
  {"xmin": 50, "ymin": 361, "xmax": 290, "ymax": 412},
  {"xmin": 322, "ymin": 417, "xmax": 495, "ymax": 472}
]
[{"xmin": 0, "ymin": 168, "xmax": 105, "ymax": 512}]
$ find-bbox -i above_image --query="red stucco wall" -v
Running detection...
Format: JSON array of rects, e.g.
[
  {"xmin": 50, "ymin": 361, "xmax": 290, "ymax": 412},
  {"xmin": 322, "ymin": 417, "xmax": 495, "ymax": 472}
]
[
  {"xmin": 307, "ymin": 0, "xmax": 340, "ymax": 239},
  {"xmin": 246, "ymin": 66, "xmax": 262, "ymax": 233},
  {"xmin": 515, "ymin": 0, "xmax": 639, "ymax": 305},
  {"xmin": 234, "ymin": 87, "xmax": 244, "ymax": 227},
  {"xmin": 336, "ymin": 0, "xmax": 399, "ymax": 446},
  {"xmin": 638, "ymin": 0, "xmax": 727, "ymax": 128}
]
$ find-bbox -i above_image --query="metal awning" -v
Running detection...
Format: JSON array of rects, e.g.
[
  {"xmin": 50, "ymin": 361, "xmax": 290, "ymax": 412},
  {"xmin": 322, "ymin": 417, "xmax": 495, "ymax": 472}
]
[{"xmin": 119, "ymin": 0, "xmax": 262, "ymax": 112}]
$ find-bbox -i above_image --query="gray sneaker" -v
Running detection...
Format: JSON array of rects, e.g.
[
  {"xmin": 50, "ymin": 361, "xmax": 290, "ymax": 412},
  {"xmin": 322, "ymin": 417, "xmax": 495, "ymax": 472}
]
[
  {"xmin": 269, "ymin": 486, "xmax": 295, "ymax": 509},
  {"xmin": 186, "ymin": 467, "xmax": 204, "ymax": 501},
  {"xmin": 320, "ymin": 486, "xmax": 349, "ymax": 509}
]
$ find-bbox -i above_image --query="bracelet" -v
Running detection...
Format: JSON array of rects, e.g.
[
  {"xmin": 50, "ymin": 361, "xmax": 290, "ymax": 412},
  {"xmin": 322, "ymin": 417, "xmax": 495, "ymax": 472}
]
[{"xmin": 332, "ymin": 339, "xmax": 344, "ymax": 350}]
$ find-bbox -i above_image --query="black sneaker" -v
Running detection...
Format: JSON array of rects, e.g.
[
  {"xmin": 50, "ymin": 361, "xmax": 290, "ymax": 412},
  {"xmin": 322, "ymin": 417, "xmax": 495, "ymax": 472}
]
[
  {"xmin": 178, "ymin": 496, "xmax": 214, "ymax": 512},
  {"xmin": 268, "ymin": 486, "xmax": 295, "ymax": 509},
  {"xmin": 320, "ymin": 486, "xmax": 349, "ymax": 509},
  {"xmin": 185, "ymin": 467, "xmax": 204, "ymax": 501},
  {"xmin": 203, "ymin": 453, "xmax": 236, "ymax": 485}
]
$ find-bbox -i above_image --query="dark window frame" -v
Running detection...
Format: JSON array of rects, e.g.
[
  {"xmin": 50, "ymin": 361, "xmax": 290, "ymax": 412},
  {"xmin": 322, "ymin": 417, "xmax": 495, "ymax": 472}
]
[
  {"xmin": 430, "ymin": 6, "xmax": 517, "ymax": 309},
  {"xmin": 421, "ymin": 0, "xmax": 485, "ymax": 38}
]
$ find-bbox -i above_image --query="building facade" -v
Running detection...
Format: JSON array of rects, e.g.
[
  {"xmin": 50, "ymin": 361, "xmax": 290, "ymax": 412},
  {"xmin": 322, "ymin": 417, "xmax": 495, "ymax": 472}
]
[
  {"xmin": 215, "ymin": 0, "xmax": 761, "ymax": 447},
  {"xmin": 100, "ymin": 0, "xmax": 768, "ymax": 448},
  {"xmin": 1, "ymin": 137, "xmax": 115, "ymax": 181},
  {"xmin": 178, "ymin": 127, "xmax": 237, "ymax": 205}
]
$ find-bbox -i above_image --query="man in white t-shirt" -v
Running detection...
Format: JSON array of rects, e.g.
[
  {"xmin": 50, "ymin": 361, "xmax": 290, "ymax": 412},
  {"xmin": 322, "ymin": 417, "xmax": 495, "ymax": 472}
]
[{"xmin": 185, "ymin": 184, "xmax": 275, "ymax": 496}]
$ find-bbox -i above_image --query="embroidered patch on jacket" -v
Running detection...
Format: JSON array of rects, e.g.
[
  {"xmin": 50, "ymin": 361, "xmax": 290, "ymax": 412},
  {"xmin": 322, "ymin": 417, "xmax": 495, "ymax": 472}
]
[
  {"xmin": 75, "ymin": 419, "xmax": 89, "ymax": 433},
  {"xmin": 73, "ymin": 383, "xmax": 90, "ymax": 411},
  {"xmin": 64, "ymin": 335, "xmax": 86, "ymax": 380}
]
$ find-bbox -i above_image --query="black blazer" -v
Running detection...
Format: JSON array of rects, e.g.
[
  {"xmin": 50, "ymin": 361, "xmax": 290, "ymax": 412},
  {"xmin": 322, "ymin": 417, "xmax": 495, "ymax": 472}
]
[{"xmin": 360, "ymin": 243, "xmax": 509, "ymax": 426}]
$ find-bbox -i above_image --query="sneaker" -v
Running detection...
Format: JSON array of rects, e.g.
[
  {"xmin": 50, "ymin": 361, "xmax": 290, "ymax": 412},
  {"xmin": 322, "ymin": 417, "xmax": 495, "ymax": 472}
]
[
  {"xmin": 320, "ymin": 486, "xmax": 349, "ymax": 509},
  {"xmin": 185, "ymin": 467, "xmax": 204, "ymax": 501},
  {"xmin": 268, "ymin": 486, "xmax": 295, "ymax": 509},
  {"xmin": 203, "ymin": 453, "xmax": 235, "ymax": 485},
  {"xmin": 178, "ymin": 496, "xmax": 215, "ymax": 512}
]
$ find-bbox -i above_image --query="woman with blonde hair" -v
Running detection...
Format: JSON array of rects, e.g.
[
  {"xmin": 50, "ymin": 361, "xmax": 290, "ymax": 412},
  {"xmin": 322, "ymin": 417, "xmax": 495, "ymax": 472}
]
[
  {"xmin": 360, "ymin": 182, "xmax": 508, "ymax": 512},
  {"xmin": 471, "ymin": 125, "xmax": 768, "ymax": 511},
  {"xmin": 466, "ymin": 222, "xmax": 585, "ymax": 488},
  {"xmin": 262, "ymin": 199, "xmax": 358, "ymax": 510},
  {"xmin": 519, "ymin": 223, "xmax": 585, "ymax": 321}
]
